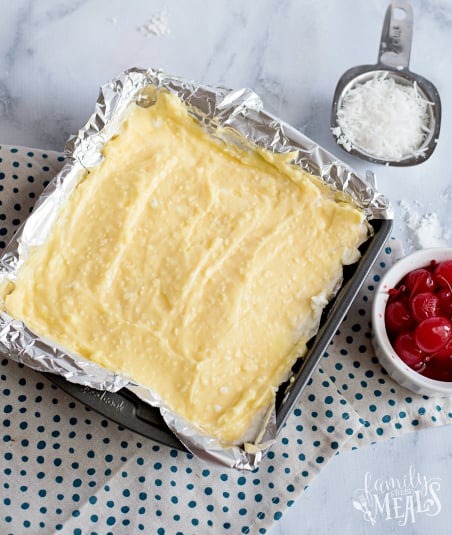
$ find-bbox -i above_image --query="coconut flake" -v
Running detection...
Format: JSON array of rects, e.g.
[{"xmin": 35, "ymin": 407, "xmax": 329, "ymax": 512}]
[
  {"xmin": 138, "ymin": 9, "xmax": 170, "ymax": 36},
  {"xmin": 400, "ymin": 200, "xmax": 450, "ymax": 249}
]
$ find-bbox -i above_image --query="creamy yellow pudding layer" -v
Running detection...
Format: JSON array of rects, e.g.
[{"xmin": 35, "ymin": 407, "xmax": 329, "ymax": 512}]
[{"xmin": 5, "ymin": 91, "xmax": 367, "ymax": 443}]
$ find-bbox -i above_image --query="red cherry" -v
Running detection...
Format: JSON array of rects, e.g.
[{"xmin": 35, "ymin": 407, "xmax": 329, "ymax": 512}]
[
  {"xmin": 383, "ymin": 260, "xmax": 452, "ymax": 381},
  {"xmin": 437, "ymin": 288, "xmax": 452, "ymax": 318},
  {"xmin": 432, "ymin": 339, "xmax": 452, "ymax": 360},
  {"xmin": 393, "ymin": 331, "xmax": 426, "ymax": 368},
  {"xmin": 409, "ymin": 292, "xmax": 441, "ymax": 323},
  {"xmin": 388, "ymin": 285, "xmax": 407, "ymax": 301},
  {"xmin": 414, "ymin": 317, "xmax": 452, "ymax": 353},
  {"xmin": 434, "ymin": 260, "xmax": 452, "ymax": 290},
  {"xmin": 403, "ymin": 268, "xmax": 435, "ymax": 296},
  {"xmin": 420, "ymin": 349, "xmax": 452, "ymax": 380},
  {"xmin": 421, "ymin": 363, "xmax": 452, "ymax": 381},
  {"xmin": 385, "ymin": 299, "xmax": 414, "ymax": 333}
]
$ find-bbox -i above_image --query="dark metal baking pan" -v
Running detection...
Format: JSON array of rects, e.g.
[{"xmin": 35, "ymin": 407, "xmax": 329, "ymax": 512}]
[
  {"xmin": 44, "ymin": 217, "xmax": 392, "ymax": 451},
  {"xmin": 44, "ymin": 371, "xmax": 187, "ymax": 450}
]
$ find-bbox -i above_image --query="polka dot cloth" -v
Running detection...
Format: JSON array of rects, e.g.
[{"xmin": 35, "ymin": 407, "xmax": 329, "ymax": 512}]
[{"xmin": 1, "ymin": 145, "xmax": 451, "ymax": 534}]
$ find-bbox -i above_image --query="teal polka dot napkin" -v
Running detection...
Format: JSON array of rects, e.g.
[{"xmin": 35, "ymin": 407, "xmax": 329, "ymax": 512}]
[{"xmin": 1, "ymin": 145, "xmax": 451, "ymax": 534}]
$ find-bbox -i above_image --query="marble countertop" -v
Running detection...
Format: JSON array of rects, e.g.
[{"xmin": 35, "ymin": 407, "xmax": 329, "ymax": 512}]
[{"xmin": 0, "ymin": 1, "xmax": 451, "ymax": 534}]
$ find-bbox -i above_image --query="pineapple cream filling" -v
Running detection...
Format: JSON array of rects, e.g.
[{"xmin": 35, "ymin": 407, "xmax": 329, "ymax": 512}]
[{"xmin": 4, "ymin": 91, "xmax": 367, "ymax": 443}]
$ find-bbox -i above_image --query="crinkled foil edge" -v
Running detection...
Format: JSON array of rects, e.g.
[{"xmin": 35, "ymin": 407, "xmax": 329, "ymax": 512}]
[{"xmin": 0, "ymin": 67, "xmax": 393, "ymax": 470}]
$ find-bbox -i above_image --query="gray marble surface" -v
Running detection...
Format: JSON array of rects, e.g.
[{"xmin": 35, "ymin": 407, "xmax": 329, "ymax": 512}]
[{"xmin": 0, "ymin": 1, "xmax": 451, "ymax": 533}]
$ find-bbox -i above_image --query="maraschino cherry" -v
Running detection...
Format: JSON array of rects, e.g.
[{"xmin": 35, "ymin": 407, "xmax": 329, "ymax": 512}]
[{"xmin": 385, "ymin": 259, "xmax": 452, "ymax": 381}]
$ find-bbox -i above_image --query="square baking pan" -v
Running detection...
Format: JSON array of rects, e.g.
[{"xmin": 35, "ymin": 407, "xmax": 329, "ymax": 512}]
[
  {"xmin": 44, "ymin": 217, "xmax": 392, "ymax": 452},
  {"xmin": 0, "ymin": 68, "xmax": 393, "ymax": 462}
]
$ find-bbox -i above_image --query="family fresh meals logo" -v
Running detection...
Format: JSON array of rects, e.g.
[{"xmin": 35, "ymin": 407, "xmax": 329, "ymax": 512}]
[{"xmin": 352, "ymin": 465, "xmax": 441, "ymax": 526}]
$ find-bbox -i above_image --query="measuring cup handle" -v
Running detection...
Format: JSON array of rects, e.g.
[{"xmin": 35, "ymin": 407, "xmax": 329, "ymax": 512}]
[{"xmin": 378, "ymin": 2, "xmax": 413, "ymax": 70}]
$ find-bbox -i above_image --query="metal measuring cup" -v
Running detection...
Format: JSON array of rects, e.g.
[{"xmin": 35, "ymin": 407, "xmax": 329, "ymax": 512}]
[{"xmin": 331, "ymin": 1, "xmax": 441, "ymax": 166}]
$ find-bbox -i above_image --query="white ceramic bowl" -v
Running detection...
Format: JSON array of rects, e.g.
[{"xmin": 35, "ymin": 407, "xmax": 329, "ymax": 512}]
[{"xmin": 372, "ymin": 247, "xmax": 452, "ymax": 397}]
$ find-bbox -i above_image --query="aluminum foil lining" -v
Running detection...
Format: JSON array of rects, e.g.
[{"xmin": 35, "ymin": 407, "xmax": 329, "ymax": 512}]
[{"xmin": 0, "ymin": 67, "xmax": 393, "ymax": 470}]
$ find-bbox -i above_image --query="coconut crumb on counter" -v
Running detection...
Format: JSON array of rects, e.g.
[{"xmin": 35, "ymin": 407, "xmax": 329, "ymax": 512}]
[
  {"xmin": 138, "ymin": 9, "xmax": 170, "ymax": 36},
  {"xmin": 399, "ymin": 200, "xmax": 450, "ymax": 250}
]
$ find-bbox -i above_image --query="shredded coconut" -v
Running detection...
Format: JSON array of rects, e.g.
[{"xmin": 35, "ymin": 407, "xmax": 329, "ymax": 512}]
[
  {"xmin": 333, "ymin": 74, "xmax": 432, "ymax": 161},
  {"xmin": 138, "ymin": 9, "xmax": 170, "ymax": 36},
  {"xmin": 399, "ymin": 200, "xmax": 450, "ymax": 249}
]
